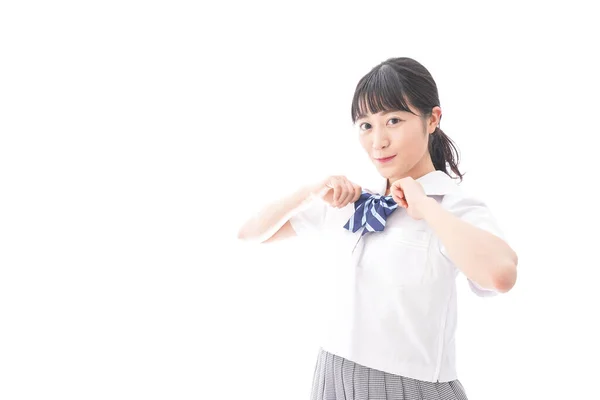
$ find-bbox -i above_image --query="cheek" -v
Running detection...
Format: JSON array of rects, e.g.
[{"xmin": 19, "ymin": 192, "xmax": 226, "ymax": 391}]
[
  {"xmin": 392, "ymin": 131, "xmax": 427, "ymax": 155},
  {"xmin": 358, "ymin": 135, "xmax": 370, "ymax": 151},
  {"xmin": 391, "ymin": 131, "xmax": 413, "ymax": 150}
]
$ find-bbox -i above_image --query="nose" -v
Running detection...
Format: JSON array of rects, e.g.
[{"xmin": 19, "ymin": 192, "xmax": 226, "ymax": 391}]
[{"xmin": 371, "ymin": 126, "xmax": 389, "ymax": 150}]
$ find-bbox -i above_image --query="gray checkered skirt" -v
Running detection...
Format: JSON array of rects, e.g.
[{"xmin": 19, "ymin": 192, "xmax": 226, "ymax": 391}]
[{"xmin": 311, "ymin": 348, "xmax": 469, "ymax": 400}]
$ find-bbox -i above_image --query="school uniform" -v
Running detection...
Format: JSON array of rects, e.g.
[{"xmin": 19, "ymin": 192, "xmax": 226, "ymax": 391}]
[{"xmin": 289, "ymin": 170, "xmax": 507, "ymax": 400}]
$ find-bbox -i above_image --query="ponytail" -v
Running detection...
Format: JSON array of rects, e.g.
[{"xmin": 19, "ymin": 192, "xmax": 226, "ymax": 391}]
[{"xmin": 429, "ymin": 126, "xmax": 464, "ymax": 181}]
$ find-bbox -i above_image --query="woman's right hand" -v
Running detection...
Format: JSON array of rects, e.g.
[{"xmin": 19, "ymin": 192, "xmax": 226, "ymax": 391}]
[{"xmin": 312, "ymin": 175, "xmax": 362, "ymax": 209}]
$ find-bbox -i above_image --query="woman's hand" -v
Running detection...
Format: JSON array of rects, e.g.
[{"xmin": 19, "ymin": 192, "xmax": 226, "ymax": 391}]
[
  {"xmin": 313, "ymin": 175, "xmax": 362, "ymax": 208},
  {"xmin": 390, "ymin": 177, "xmax": 432, "ymax": 220}
]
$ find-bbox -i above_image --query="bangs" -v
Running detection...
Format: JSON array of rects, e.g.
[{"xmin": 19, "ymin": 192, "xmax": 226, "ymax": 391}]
[{"xmin": 351, "ymin": 65, "xmax": 416, "ymax": 123}]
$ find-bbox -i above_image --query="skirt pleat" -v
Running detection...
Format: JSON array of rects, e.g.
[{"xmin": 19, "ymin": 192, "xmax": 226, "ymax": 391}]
[
  {"xmin": 324, "ymin": 352, "xmax": 337, "ymax": 400},
  {"xmin": 342, "ymin": 357, "xmax": 355, "ymax": 399},
  {"xmin": 333, "ymin": 352, "xmax": 345, "ymax": 399},
  {"xmin": 310, "ymin": 348, "xmax": 469, "ymax": 400}
]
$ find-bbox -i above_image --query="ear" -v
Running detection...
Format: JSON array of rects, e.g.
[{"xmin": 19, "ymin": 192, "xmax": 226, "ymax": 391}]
[{"xmin": 428, "ymin": 106, "xmax": 442, "ymax": 134}]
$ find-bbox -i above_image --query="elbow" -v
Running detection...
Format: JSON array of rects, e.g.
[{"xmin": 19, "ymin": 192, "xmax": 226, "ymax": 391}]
[
  {"xmin": 237, "ymin": 226, "xmax": 246, "ymax": 240},
  {"xmin": 236, "ymin": 227, "xmax": 264, "ymax": 243},
  {"xmin": 237, "ymin": 226, "xmax": 253, "ymax": 242},
  {"xmin": 492, "ymin": 254, "xmax": 518, "ymax": 293}
]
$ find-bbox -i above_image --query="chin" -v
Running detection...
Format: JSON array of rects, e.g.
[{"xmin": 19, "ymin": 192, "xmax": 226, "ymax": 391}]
[
  {"xmin": 377, "ymin": 165, "xmax": 408, "ymax": 180},
  {"xmin": 375, "ymin": 168, "xmax": 395, "ymax": 179}
]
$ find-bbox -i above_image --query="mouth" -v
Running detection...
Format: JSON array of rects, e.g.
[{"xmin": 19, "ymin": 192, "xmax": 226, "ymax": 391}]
[{"xmin": 373, "ymin": 155, "xmax": 396, "ymax": 163}]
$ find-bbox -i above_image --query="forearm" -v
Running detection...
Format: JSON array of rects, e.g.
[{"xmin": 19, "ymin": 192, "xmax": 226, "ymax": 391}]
[
  {"xmin": 237, "ymin": 183, "xmax": 320, "ymax": 243},
  {"xmin": 419, "ymin": 198, "xmax": 518, "ymax": 293}
]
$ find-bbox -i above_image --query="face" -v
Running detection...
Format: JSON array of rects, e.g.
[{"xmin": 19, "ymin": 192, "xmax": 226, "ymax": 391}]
[{"xmin": 356, "ymin": 104, "xmax": 441, "ymax": 184}]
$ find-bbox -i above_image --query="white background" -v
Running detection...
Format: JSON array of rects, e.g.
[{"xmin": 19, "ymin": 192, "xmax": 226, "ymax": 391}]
[{"xmin": 1, "ymin": 1, "xmax": 599, "ymax": 399}]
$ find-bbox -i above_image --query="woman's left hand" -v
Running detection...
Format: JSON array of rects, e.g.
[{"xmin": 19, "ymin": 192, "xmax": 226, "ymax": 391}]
[{"xmin": 390, "ymin": 177, "xmax": 431, "ymax": 220}]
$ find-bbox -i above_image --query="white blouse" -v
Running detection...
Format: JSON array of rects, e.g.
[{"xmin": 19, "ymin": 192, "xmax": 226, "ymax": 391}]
[{"xmin": 289, "ymin": 170, "xmax": 506, "ymax": 382}]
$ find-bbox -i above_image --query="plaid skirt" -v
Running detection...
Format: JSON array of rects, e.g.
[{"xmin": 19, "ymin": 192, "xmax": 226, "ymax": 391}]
[{"xmin": 311, "ymin": 348, "xmax": 469, "ymax": 400}]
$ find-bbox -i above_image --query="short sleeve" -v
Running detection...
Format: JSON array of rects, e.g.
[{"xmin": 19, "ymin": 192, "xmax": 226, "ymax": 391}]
[
  {"xmin": 288, "ymin": 197, "xmax": 328, "ymax": 236},
  {"xmin": 439, "ymin": 192, "xmax": 507, "ymax": 297}
]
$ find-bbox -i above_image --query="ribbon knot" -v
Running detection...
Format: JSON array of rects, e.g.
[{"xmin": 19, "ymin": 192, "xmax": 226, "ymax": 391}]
[{"xmin": 343, "ymin": 191, "xmax": 399, "ymax": 236}]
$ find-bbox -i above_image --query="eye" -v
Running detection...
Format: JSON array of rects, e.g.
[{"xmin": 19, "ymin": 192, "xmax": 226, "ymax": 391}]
[
  {"xmin": 359, "ymin": 122, "xmax": 372, "ymax": 131},
  {"xmin": 387, "ymin": 118, "xmax": 403, "ymax": 125}
]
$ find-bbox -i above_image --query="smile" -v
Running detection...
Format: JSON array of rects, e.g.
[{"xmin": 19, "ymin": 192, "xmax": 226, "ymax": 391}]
[{"xmin": 374, "ymin": 155, "xmax": 396, "ymax": 163}]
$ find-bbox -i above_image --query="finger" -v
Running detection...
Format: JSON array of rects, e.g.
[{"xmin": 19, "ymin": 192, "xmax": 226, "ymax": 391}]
[
  {"xmin": 401, "ymin": 196, "xmax": 408, "ymax": 208},
  {"xmin": 343, "ymin": 181, "xmax": 362, "ymax": 207},
  {"xmin": 394, "ymin": 197, "xmax": 407, "ymax": 208},
  {"xmin": 392, "ymin": 190, "xmax": 407, "ymax": 207},
  {"xmin": 332, "ymin": 179, "xmax": 343, "ymax": 205},
  {"xmin": 352, "ymin": 184, "xmax": 362, "ymax": 203},
  {"xmin": 339, "ymin": 180, "xmax": 354, "ymax": 207},
  {"xmin": 392, "ymin": 185, "xmax": 405, "ymax": 199},
  {"xmin": 321, "ymin": 179, "xmax": 335, "ymax": 203},
  {"xmin": 335, "ymin": 179, "xmax": 348, "ymax": 207}
]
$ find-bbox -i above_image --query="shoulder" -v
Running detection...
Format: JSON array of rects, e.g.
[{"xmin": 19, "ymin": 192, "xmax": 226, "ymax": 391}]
[
  {"xmin": 438, "ymin": 183, "xmax": 506, "ymax": 240},
  {"xmin": 440, "ymin": 184, "xmax": 489, "ymax": 212},
  {"xmin": 420, "ymin": 170, "xmax": 492, "ymax": 215}
]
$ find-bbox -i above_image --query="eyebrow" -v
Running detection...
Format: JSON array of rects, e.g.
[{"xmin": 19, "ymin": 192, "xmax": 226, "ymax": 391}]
[{"xmin": 356, "ymin": 110, "xmax": 403, "ymax": 121}]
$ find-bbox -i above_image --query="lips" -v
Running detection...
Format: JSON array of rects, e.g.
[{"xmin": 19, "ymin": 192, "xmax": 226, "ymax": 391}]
[{"xmin": 374, "ymin": 155, "xmax": 396, "ymax": 162}]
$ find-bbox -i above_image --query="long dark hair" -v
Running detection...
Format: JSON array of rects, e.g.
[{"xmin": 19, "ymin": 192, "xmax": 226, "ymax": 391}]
[{"xmin": 350, "ymin": 57, "xmax": 463, "ymax": 181}]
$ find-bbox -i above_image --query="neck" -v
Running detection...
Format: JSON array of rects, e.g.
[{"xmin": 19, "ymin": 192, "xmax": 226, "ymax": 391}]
[{"xmin": 384, "ymin": 156, "xmax": 435, "ymax": 196}]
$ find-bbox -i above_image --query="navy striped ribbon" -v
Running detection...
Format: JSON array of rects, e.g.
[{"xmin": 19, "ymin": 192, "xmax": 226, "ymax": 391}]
[{"xmin": 343, "ymin": 191, "xmax": 399, "ymax": 236}]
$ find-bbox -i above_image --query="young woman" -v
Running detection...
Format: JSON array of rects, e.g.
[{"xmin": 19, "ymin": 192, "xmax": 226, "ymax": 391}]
[{"xmin": 238, "ymin": 57, "xmax": 518, "ymax": 400}]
